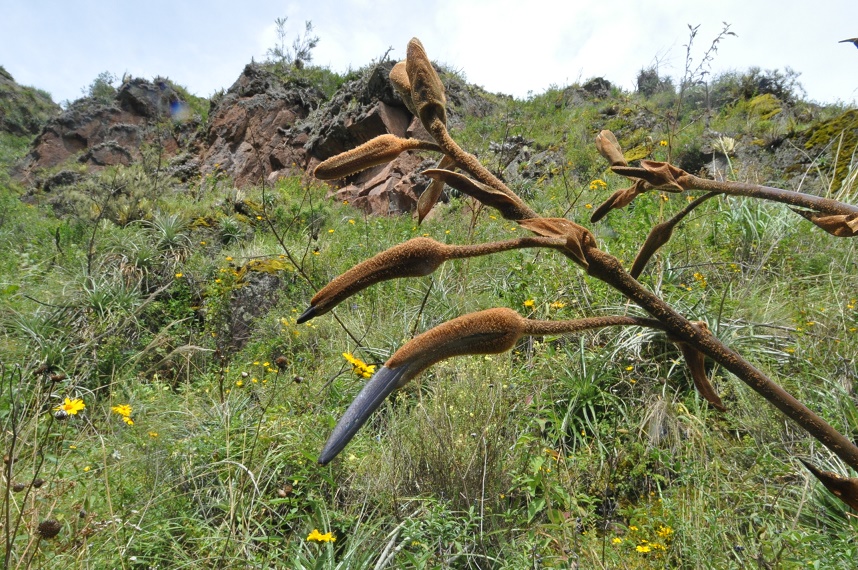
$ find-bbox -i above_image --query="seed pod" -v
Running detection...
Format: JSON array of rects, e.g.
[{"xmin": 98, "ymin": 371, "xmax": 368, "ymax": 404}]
[{"xmin": 37, "ymin": 519, "xmax": 62, "ymax": 539}]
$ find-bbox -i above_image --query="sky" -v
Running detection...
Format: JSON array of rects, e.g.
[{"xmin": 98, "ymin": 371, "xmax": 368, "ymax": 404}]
[{"xmin": 2, "ymin": 0, "xmax": 857, "ymax": 107}]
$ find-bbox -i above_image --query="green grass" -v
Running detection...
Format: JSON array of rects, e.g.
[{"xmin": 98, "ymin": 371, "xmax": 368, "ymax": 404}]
[{"xmin": 2, "ymin": 73, "xmax": 858, "ymax": 569}]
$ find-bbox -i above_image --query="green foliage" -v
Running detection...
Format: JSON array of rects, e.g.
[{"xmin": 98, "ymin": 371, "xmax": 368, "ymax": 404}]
[
  {"xmin": 84, "ymin": 70, "xmax": 118, "ymax": 103},
  {"xmin": 0, "ymin": 68, "xmax": 60, "ymax": 136},
  {"xmin": 2, "ymin": 44, "xmax": 858, "ymax": 569}
]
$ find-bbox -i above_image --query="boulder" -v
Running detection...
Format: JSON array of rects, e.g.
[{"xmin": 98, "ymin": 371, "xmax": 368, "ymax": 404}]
[{"xmin": 227, "ymin": 271, "xmax": 283, "ymax": 351}]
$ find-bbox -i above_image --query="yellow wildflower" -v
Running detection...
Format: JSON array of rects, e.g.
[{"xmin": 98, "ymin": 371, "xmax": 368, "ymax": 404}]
[
  {"xmin": 343, "ymin": 352, "xmax": 376, "ymax": 379},
  {"xmin": 111, "ymin": 404, "xmax": 132, "ymax": 417},
  {"xmin": 636, "ymin": 544, "xmax": 651, "ymax": 553},
  {"xmin": 523, "ymin": 299, "xmax": 535, "ymax": 308},
  {"xmin": 306, "ymin": 529, "xmax": 336, "ymax": 542},
  {"xmin": 55, "ymin": 398, "xmax": 85, "ymax": 415}
]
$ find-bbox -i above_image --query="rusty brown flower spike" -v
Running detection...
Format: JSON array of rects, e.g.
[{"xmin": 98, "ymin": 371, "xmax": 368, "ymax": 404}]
[
  {"xmin": 314, "ymin": 134, "xmax": 442, "ymax": 180},
  {"xmin": 388, "ymin": 60, "xmax": 416, "ymax": 116},
  {"xmin": 318, "ymin": 309, "xmax": 665, "ymax": 464},
  {"xmin": 307, "ymin": 37, "xmax": 858, "ymax": 511},
  {"xmin": 297, "ymin": 236, "xmax": 568, "ymax": 324},
  {"xmin": 405, "ymin": 38, "xmax": 447, "ymax": 130}
]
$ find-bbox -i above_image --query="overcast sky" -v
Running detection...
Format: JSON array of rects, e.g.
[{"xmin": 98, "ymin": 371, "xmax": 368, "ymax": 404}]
[{"xmin": 2, "ymin": 0, "xmax": 857, "ymax": 107}]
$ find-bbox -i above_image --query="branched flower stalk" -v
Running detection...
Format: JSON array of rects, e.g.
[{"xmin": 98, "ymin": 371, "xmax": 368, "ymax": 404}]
[{"xmin": 304, "ymin": 38, "xmax": 858, "ymax": 510}]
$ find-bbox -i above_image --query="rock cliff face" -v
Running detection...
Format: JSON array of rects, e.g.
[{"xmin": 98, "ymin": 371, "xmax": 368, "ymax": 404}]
[
  {"xmin": 9, "ymin": 61, "xmax": 500, "ymax": 216},
  {"xmin": 199, "ymin": 63, "xmax": 325, "ymax": 187},
  {"xmin": 15, "ymin": 77, "xmax": 198, "ymax": 185}
]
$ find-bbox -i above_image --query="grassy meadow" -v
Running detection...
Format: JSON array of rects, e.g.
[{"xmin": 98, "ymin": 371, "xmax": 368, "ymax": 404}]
[{"xmin": 1, "ymin": 61, "xmax": 858, "ymax": 569}]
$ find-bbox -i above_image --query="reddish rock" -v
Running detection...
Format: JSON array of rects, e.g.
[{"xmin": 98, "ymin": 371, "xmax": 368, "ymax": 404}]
[
  {"xmin": 349, "ymin": 151, "xmax": 426, "ymax": 215},
  {"xmin": 199, "ymin": 63, "xmax": 325, "ymax": 187}
]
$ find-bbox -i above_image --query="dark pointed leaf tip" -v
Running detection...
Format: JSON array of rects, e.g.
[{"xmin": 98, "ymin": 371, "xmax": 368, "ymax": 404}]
[{"xmin": 296, "ymin": 305, "xmax": 316, "ymax": 324}]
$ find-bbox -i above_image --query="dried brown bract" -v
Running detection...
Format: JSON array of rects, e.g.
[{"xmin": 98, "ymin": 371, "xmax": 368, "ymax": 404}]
[
  {"xmin": 612, "ymin": 160, "xmax": 689, "ymax": 192},
  {"xmin": 423, "ymin": 169, "xmax": 535, "ymax": 220},
  {"xmin": 800, "ymin": 460, "xmax": 858, "ymax": 511},
  {"xmin": 516, "ymin": 217, "xmax": 595, "ymax": 269},
  {"xmin": 590, "ymin": 179, "xmax": 650, "ymax": 223},
  {"xmin": 791, "ymin": 210, "xmax": 858, "ymax": 237},
  {"xmin": 595, "ymin": 129, "xmax": 627, "ymax": 167}
]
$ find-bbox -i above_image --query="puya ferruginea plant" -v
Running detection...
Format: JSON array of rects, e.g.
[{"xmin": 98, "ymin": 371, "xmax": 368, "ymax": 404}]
[{"xmin": 303, "ymin": 38, "xmax": 858, "ymax": 509}]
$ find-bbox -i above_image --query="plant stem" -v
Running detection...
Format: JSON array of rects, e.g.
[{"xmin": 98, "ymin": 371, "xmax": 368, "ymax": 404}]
[
  {"xmin": 583, "ymin": 246, "xmax": 858, "ymax": 470},
  {"xmin": 688, "ymin": 175, "xmax": 858, "ymax": 216}
]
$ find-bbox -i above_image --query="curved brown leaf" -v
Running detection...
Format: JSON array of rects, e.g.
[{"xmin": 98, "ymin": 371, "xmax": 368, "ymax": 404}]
[
  {"xmin": 630, "ymin": 192, "xmax": 718, "ymax": 278},
  {"xmin": 675, "ymin": 341, "xmax": 727, "ymax": 412},
  {"xmin": 417, "ymin": 155, "xmax": 456, "ymax": 223},
  {"xmin": 422, "ymin": 169, "xmax": 532, "ymax": 220}
]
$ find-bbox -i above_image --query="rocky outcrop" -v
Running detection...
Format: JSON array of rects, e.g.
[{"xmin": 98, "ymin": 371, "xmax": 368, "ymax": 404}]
[
  {"xmin": 199, "ymin": 63, "xmax": 325, "ymax": 187},
  {"xmin": 15, "ymin": 77, "xmax": 198, "ymax": 186},
  {"xmin": 12, "ymin": 60, "xmax": 503, "ymax": 217}
]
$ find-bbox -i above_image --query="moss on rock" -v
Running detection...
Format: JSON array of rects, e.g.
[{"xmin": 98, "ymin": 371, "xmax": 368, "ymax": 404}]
[{"xmin": 804, "ymin": 109, "xmax": 858, "ymax": 193}]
